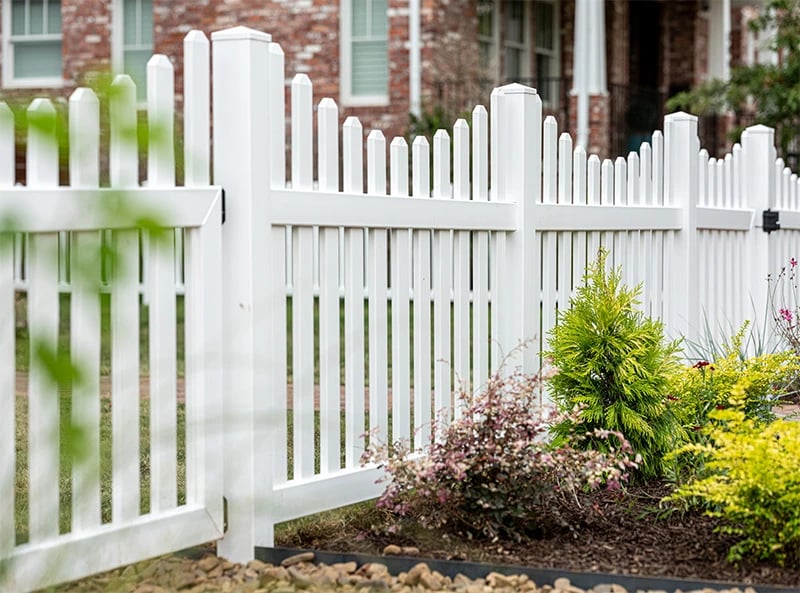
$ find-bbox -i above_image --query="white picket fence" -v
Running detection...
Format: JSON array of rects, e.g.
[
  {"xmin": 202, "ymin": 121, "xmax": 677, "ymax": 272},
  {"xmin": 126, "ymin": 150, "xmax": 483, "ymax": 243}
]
[{"xmin": 3, "ymin": 24, "xmax": 800, "ymax": 592}]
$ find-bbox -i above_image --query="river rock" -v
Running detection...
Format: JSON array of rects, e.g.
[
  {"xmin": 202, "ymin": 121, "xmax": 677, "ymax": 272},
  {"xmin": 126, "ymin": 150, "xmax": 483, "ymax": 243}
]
[
  {"xmin": 281, "ymin": 552, "xmax": 316, "ymax": 567},
  {"xmin": 383, "ymin": 544, "xmax": 403, "ymax": 555}
]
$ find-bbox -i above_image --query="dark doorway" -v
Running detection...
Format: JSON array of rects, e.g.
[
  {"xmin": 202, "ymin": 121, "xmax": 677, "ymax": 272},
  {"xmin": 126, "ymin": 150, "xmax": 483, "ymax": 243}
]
[{"xmin": 616, "ymin": 0, "xmax": 664, "ymax": 154}]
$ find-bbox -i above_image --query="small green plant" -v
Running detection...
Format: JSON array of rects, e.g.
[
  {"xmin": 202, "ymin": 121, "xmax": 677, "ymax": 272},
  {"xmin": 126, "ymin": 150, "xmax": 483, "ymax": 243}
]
[
  {"xmin": 546, "ymin": 249, "xmax": 683, "ymax": 479},
  {"xmin": 665, "ymin": 380, "xmax": 800, "ymax": 566},
  {"xmin": 768, "ymin": 257, "xmax": 800, "ymax": 356},
  {"xmin": 668, "ymin": 323, "xmax": 799, "ymax": 436},
  {"xmin": 363, "ymin": 367, "xmax": 638, "ymax": 541}
]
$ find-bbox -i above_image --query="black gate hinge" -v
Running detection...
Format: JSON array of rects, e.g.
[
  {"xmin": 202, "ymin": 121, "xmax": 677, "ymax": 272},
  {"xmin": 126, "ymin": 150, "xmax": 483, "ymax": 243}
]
[
  {"xmin": 223, "ymin": 496, "xmax": 228, "ymax": 533},
  {"xmin": 221, "ymin": 189, "xmax": 226, "ymax": 225},
  {"xmin": 763, "ymin": 209, "xmax": 780, "ymax": 233}
]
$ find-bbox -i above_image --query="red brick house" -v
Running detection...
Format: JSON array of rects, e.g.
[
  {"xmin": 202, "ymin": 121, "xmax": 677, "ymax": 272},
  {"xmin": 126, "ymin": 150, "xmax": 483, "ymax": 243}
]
[{"xmin": 0, "ymin": 0, "xmax": 760, "ymax": 171}]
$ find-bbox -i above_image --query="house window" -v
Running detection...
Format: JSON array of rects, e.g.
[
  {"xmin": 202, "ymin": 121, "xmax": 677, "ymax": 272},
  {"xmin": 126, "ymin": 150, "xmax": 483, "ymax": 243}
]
[
  {"xmin": 504, "ymin": 0, "xmax": 530, "ymax": 80},
  {"xmin": 534, "ymin": 0, "xmax": 559, "ymax": 105},
  {"xmin": 3, "ymin": 0, "xmax": 63, "ymax": 88},
  {"xmin": 113, "ymin": 0, "xmax": 153, "ymax": 103},
  {"xmin": 341, "ymin": 0, "xmax": 388, "ymax": 105},
  {"xmin": 478, "ymin": 0, "xmax": 498, "ymax": 81}
]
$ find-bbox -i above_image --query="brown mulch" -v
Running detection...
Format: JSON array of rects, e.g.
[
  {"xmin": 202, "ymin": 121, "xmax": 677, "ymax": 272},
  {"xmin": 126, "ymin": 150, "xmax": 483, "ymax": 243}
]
[{"xmin": 276, "ymin": 481, "xmax": 800, "ymax": 589}]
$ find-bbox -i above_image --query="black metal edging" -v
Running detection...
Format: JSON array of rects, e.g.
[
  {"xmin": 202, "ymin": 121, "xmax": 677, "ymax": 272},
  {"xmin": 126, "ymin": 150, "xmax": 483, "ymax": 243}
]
[{"xmin": 256, "ymin": 547, "xmax": 798, "ymax": 593}]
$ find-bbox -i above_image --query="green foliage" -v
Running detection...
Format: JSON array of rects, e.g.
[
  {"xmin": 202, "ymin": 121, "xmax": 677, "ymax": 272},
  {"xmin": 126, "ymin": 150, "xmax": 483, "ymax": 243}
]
[
  {"xmin": 546, "ymin": 249, "xmax": 683, "ymax": 479},
  {"xmin": 668, "ymin": 323, "xmax": 799, "ymax": 434},
  {"xmin": 666, "ymin": 0, "xmax": 800, "ymax": 156},
  {"xmin": 364, "ymin": 368, "xmax": 638, "ymax": 541},
  {"xmin": 666, "ymin": 381, "xmax": 800, "ymax": 566}
]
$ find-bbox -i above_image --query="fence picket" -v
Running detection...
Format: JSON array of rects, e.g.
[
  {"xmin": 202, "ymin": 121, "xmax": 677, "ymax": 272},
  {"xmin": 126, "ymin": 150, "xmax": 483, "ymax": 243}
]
[
  {"xmin": 68, "ymin": 88, "xmax": 102, "ymax": 532},
  {"xmin": 600, "ymin": 158, "xmax": 614, "ymax": 258},
  {"xmin": 412, "ymin": 136, "xmax": 432, "ymax": 445},
  {"xmin": 572, "ymin": 145, "xmax": 588, "ymax": 302},
  {"xmin": 0, "ymin": 102, "xmax": 13, "ymax": 557},
  {"xmin": 184, "ymin": 31, "xmax": 211, "ymax": 187},
  {"xmin": 367, "ymin": 130, "xmax": 389, "ymax": 443},
  {"xmin": 638, "ymin": 143, "xmax": 652, "ymax": 314},
  {"xmin": 586, "ymin": 154, "xmax": 601, "ymax": 268},
  {"xmin": 109, "ymin": 74, "xmax": 141, "ymax": 524},
  {"xmin": 317, "ymin": 97, "xmax": 340, "ymax": 474},
  {"xmin": 556, "ymin": 133, "xmax": 573, "ymax": 356},
  {"xmin": 433, "ymin": 130, "xmax": 452, "ymax": 423},
  {"xmin": 472, "ymin": 106, "xmax": 490, "ymax": 392},
  {"xmin": 452, "ymin": 120, "xmax": 470, "ymax": 409},
  {"xmin": 183, "ymin": 30, "xmax": 210, "ymax": 506},
  {"xmin": 343, "ymin": 117, "xmax": 365, "ymax": 465},
  {"xmin": 389, "ymin": 138, "xmax": 411, "ymax": 441},
  {"xmin": 543, "ymin": 116, "xmax": 557, "ymax": 204},
  {"xmin": 26, "ymin": 98, "xmax": 60, "ymax": 543},
  {"xmin": 292, "ymin": 224, "xmax": 315, "ymax": 479},
  {"xmin": 147, "ymin": 55, "xmax": 178, "ymax": 514}
]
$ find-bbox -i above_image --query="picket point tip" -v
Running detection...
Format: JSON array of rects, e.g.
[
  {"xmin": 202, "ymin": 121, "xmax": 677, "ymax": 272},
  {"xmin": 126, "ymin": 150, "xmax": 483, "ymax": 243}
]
[
  {"xmin": 454, "ymin": 119, "xmax": 469, "ymax": 131},
  {"xmin": 367, "ymin": 129, "xmax": 385, "ymax": 141},
  {"xmin": 390, "ymin": 137, "xmax": 407, "ymax": 148},
  {"xmin": 343, "ymin": 116, "xmax": 362, "ymax": 129},
  {"xmin": 184, "ymin": 30, "xmax": 209, "ymax": 44},
  {"xmin": 111, "ymin": 73, "xmax": 135, "ymax": 89},
  {"xmin": 664, "ymin": 111, "xmax": 697, "ymax": 123},
  {"xmin": 292, "ymin": 73, "xmax": 312, "ymax": 87},
  {"xmin": 210, "ymin": 26, "xmax": 272, "ymax": 43},
  {"xmin": 472, "ymin": 104, "xmax": 487, "ymax": 117},
  {"xmin": 318, "ymin": 97, "xmax": 337, "ymax": 109},
  {"xmin": 147, "ymin": 54, "xmax": 173, "ymax": 70},
  {"xmin": 28, "ymin": 98, "xmax": 56, "ymax": 114},
  {"xmin": 70, "ymin": 87, "xmax": 99, "ymax": 104},
  {"xmin": 496, "ymin": 81, "xmax": 537, "ymax": 95},
  {"xmin": 412, "ymin": 135, "xmax": 429, "ymax": 147},
  {"xmin": 433, "ymin": 129, "xmax": 449, "ymax": 140},
  {"xmin": 744, "ymin": 123, "xmax": 773, "ymax": 135}
]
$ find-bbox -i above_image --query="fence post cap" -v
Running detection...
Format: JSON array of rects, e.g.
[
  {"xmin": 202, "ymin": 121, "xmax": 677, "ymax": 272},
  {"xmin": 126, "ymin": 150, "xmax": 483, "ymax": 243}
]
[
  {"xmin": 211, "ymin": 26, "xmax": 272, "ymax": 43},
  {"xmin": 496, "ymin": 82, "xmax": 537, "ymax": 95},
  {"xmin": 664, "ymin": 111, "xmax": 697, "ymax": 123},
  {"xmin": 744, "ymin": 123, "xmax": 773, "ymax": 135}
]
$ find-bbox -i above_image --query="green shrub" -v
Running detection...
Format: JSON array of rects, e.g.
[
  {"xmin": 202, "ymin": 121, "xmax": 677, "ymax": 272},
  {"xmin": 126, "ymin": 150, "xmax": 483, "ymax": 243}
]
[
  {"xmin": 363, "ymin": 369, "xmax": 638, "ymax": 541},
  {"xmin": 668, "ymin": 323, "xmax": 799, "ymax": 436},
  {"xmin": 665, "ymin": 380, "xmax": 800, "ymax": 566},
  {"xmin": 546, "ymin": 249, "xmax": 683, "ymax": 479}
]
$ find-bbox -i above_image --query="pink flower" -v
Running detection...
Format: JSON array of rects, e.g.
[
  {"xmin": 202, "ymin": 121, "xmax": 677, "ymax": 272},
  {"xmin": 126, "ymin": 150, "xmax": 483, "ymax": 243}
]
[
  {"xmin": 791, "ymin": 258, "xmax": 797, "ymax": 268},
  {"xmin": 780, "ymin": 308, "xmax": 793, "ymax": 323}
]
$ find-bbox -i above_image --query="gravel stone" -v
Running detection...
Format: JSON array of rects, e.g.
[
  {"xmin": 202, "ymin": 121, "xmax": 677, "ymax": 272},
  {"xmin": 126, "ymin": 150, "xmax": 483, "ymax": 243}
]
[{"xmin": 281, "ymin": 552, "xmax": 316, "ymax": 567}]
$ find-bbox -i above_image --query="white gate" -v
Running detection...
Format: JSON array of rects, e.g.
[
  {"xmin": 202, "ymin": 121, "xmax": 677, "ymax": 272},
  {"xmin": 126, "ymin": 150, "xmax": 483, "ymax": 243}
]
[{"xmin": 0, "ymin": 33, "xmax": 224, "ymax": 593}]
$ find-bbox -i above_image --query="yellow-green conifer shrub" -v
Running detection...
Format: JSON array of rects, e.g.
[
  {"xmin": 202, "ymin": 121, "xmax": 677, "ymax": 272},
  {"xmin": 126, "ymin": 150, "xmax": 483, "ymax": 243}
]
[
  {"xmin": 666, "ymin": 380, "xmax": 800, "ymax": 566},
  {"xmin": 546, "ymin": 249, "xmax": 683, "ymax": 479}
]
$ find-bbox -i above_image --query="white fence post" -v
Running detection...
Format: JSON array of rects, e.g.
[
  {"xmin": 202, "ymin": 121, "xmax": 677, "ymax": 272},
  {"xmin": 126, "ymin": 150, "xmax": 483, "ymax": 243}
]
[
  {"xmin": 495, "ymin": 83, "xmax": 541, "ymax": 380},
  {"xmin": 663, "ymin": 112, "xmax": 700, "ymax": 344},
  {"xmin": 212, "ymin": 26, "xmax": 273, "ymax": 562},
  {"xmin": 742, "ymin": 125, "xmax": 776, "ymax": 334}
]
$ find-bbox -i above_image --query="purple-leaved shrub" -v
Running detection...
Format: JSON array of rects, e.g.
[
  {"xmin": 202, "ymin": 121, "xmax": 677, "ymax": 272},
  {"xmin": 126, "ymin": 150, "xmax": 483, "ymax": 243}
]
[{"xmin": 362, "ymin": 369, "xmax": 639, "ymax": 541}]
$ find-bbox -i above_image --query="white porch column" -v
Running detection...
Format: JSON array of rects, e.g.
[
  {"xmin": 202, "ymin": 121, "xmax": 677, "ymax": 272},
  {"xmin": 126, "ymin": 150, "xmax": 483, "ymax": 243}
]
[
  {"xmin": 571, "ymin": 0, "xmax": 607, "ymax": 150},
  {"xmin": 409, "ymin": 0, "xmax": 421, "ymax": 117},
  {"xmin": 708, "ymin": 0, "xmax": 731, "ymax": 80}
]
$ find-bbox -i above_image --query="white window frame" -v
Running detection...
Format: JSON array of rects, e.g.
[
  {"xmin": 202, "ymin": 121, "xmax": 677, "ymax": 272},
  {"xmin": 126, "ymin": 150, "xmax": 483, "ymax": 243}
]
[
  {"xmin": 340, "ymin": 0, "xmax": 389, "ymax": 107},
  {"xmin": 534, "ymin": 0, "xmax": 560, "ymax": 107},
  {"xmin": 2, "ymin": 0, "xmax": 64, "ymax": 89},
  {"xmin": 478, "ymin": 0, "xmax": 501, "ymax": 85},
  {"xmin": 112, "ymin": 0, "xmax": 153, "ymax": 105},
  {"xmin": 503, "ymin": 0, "xmax": 531, "ymax": 81}
]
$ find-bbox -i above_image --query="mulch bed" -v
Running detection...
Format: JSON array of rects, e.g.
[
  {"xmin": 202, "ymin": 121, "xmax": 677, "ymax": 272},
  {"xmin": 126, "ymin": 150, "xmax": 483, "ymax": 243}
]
[{"xmin": 275, "ymin": 481, "xmax": 800, "ymax": 588}]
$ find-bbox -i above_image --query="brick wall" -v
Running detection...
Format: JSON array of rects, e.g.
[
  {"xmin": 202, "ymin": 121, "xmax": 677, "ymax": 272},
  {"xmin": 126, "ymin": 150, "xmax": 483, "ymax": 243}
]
[{"xmin": 0, "ymin": 0, "xmax": 418, "ymax": 164}]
